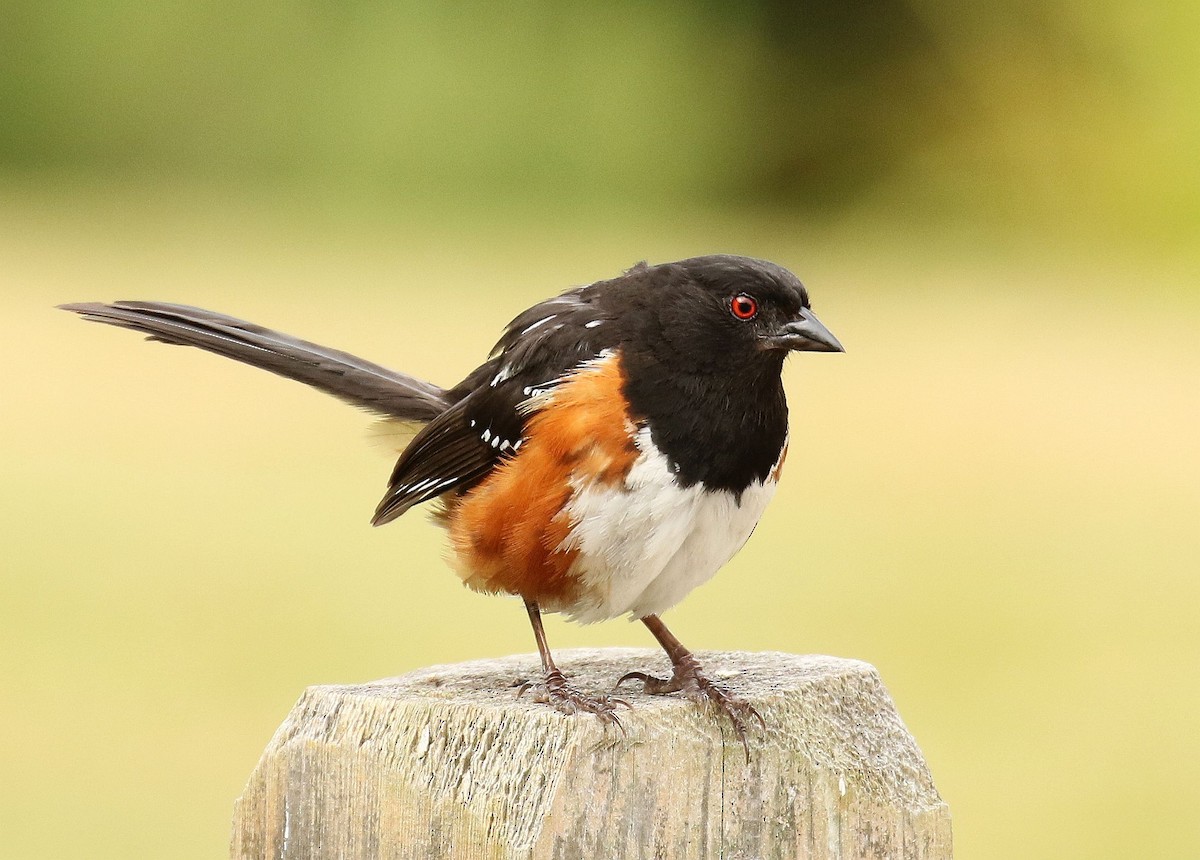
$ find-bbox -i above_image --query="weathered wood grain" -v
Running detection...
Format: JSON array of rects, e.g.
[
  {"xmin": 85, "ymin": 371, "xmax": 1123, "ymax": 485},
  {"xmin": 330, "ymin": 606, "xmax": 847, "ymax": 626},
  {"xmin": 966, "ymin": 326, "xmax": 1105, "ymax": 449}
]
[{"xmin": 231, "ymin": 648, "xmax": 951, "ymax": 859}]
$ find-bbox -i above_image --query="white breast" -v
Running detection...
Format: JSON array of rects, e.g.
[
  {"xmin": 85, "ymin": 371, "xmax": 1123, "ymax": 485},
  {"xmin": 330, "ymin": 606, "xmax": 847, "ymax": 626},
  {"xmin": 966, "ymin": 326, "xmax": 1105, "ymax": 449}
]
[{"xmin": 557, "ymin": 427, "xmax": 779, "ymax": 623}]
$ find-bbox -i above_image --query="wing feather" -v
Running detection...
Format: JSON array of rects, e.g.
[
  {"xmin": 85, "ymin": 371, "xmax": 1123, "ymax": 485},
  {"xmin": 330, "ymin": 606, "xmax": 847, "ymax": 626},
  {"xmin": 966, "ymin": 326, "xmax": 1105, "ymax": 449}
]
[{"xmin": 372, "ymin": 284, "xmax": 615, "ymax": 524}]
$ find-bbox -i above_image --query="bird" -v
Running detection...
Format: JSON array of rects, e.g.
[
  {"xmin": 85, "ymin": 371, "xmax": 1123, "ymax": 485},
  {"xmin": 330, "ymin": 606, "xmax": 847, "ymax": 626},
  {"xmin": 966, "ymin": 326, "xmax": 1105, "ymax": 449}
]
[{"xmin": 60, "ymin": 254, "xmax": 842, "ymax": 749}]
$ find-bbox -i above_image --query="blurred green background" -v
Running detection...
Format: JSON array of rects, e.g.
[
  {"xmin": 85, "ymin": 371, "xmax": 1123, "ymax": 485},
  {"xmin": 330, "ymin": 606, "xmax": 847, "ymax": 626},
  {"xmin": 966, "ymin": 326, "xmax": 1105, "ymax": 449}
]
[{"xmin": 1, "ymin": 2, "xmax": 1197, "ymax": 858}]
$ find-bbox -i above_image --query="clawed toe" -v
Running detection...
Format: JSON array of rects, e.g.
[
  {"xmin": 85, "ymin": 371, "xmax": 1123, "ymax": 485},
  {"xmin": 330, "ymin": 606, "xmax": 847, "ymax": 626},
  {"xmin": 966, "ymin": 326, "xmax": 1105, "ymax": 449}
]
[
  {"xmin": 695, "ymin": 682, "xmax": 765, "ymax": 756},
  {"xmin": 617, "ymin": 659, "xmax": 765, "ymax": 759},
  {"xmin": 516, "ymin": 670, "xmax": 629, "ymax": 732},
  {"xmin": 686, "ymin": 679, "xmax": 763, "ymax": 759},
  {"xmin": 615, "ymin": 670, "xmax": 682, "ymax": 695}
]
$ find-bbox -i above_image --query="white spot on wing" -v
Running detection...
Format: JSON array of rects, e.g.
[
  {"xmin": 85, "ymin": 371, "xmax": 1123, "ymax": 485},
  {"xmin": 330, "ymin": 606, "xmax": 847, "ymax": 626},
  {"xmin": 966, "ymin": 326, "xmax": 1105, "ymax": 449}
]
[
  {"xmin": 490, "ymin": 365, "xmax": 513, "ymax": 387},
  {"xmin": 520, "ymin": 314, "xmax": 556, "ymax": 335},
  {"xmin": 518, "ymin": 349, "xmax": 617, "ymax": 415}
]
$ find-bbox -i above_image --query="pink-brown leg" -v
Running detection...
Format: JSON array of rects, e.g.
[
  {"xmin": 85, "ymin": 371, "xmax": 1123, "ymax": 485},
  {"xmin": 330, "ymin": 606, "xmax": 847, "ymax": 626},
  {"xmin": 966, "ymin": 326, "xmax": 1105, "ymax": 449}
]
[{"xmin": 516, "ymin": 600, "xmax": 628, "ymax": 727}]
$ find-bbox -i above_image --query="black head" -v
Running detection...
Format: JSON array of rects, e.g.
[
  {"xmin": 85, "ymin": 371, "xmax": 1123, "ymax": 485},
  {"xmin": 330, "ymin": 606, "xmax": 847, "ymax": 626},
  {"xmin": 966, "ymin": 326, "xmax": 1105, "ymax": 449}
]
[
  {"xmin": 582, "ymin": 255, "xmax": 843, "ymax": 493},
  {"xmin": 677, "ymin": 254, "xmax": 842, "ymax": 354},
  {"xmin": 602, "ymin": 254, "xmax": 843, "ymax": 378}
]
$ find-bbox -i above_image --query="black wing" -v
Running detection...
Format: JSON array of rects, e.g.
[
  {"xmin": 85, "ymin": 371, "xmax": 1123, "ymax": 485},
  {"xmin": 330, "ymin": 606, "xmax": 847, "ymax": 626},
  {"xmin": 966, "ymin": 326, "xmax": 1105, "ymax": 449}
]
[{"xmin": 372, "ymin": 285, "xmax": 615, "ymax": 525}]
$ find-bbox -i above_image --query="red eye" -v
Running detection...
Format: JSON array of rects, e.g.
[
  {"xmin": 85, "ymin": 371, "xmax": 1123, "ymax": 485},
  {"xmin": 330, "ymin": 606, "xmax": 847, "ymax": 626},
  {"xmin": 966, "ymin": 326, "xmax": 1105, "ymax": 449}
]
[{"xmin": 730, "ymin": 294, "xmax": 758, "ymax": 320}]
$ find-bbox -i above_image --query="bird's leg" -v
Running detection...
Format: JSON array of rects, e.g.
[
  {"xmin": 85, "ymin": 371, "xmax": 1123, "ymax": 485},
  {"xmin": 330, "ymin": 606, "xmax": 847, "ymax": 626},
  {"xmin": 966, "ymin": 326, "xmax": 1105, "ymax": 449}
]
[
  {"xmin": 516, "ymin": 599, "xmax": 628, "ymax": 726},
  {"xmin": 617, "ymin": 614, "xmax": 764, "ymax": 755}
]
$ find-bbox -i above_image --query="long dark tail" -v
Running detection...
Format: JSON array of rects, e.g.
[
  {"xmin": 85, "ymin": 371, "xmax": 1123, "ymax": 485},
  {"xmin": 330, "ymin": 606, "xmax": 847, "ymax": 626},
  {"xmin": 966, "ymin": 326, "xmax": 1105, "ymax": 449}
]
[{"xmin": 60, "ymin": 301, "xmax": 449, "ymax": 421}]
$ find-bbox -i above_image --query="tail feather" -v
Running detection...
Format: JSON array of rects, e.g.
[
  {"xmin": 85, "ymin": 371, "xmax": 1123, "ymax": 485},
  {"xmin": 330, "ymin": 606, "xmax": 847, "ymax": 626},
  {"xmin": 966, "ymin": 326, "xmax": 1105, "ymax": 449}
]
[{"xmin": 59, "ymin": 301, "xmax": 449, "ymax": 421}]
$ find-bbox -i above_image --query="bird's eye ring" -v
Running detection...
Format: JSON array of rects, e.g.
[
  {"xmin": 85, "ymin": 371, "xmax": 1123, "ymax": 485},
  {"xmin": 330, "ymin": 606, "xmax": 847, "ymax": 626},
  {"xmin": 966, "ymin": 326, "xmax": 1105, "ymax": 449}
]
[{"xmin": 730, "ymin": 294, "xmax": 758, "ymax": 320}]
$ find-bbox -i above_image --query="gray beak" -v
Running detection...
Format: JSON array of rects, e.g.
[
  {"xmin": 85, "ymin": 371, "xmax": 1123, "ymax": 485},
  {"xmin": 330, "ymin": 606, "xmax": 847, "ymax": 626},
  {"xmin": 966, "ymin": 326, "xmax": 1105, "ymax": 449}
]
[{"xmin": 763, "ymin": 308, "xmax": 844, "ymax": 353}]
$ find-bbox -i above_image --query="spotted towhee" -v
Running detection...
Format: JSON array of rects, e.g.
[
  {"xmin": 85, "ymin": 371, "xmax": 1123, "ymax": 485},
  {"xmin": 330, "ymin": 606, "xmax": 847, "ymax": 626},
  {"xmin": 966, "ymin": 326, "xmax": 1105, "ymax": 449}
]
[{"xmin": 62, "ymin": 254, "xmax": 842, "ymax": 747}]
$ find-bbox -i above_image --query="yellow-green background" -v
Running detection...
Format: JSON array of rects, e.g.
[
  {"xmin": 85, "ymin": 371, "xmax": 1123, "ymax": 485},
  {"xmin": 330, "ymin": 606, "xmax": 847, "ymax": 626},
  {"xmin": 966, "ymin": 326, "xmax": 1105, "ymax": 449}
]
[{"xmin": 1, "ymin": 3, "xmax": 1197, "ymax": 859}]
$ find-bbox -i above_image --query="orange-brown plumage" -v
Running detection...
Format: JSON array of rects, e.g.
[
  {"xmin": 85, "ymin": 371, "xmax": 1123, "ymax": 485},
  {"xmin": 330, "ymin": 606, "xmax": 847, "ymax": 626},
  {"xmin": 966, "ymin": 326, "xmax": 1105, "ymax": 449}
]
[{"xmin": 441, "ymin": 353, "xmax": 638, "ymax": 609}]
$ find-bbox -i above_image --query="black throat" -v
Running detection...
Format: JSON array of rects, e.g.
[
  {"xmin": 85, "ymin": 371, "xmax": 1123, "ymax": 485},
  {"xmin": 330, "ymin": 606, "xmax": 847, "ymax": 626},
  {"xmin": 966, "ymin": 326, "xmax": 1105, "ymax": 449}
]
[{"xmin": 621, "ymin": 351, "xmax": 789, "ymax": 497}]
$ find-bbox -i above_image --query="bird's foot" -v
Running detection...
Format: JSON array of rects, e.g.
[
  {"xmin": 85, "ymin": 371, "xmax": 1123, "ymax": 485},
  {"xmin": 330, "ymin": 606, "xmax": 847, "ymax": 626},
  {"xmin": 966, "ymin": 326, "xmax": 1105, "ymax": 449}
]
[
  {"xmin": 517, "ymin": 669, "xmax": 630, "ymax": 731},
  {"xmin": 616, "ymin": 654, "xmax": 765, "ymax": 758}
]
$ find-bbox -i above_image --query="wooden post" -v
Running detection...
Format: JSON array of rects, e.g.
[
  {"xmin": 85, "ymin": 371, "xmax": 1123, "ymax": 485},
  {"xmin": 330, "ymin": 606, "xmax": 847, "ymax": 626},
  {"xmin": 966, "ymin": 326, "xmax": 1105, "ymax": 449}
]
[{"xmin": 231, "ymin": 648, "xmax": 951, "ymax": 859}]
